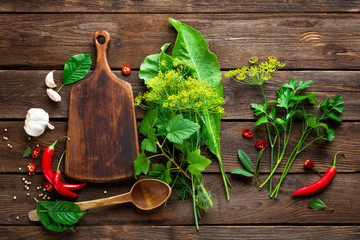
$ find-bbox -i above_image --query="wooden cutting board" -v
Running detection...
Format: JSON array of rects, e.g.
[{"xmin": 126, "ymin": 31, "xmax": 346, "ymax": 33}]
[{"xmin": 65, "ymin": 30, "xmax": 139, "ymax": 182}]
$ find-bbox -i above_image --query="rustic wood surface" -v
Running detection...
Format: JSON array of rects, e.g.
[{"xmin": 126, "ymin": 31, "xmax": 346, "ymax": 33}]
[{"xmin": 0, "ymin": 1, "xmax": 359, "ymax": 239}]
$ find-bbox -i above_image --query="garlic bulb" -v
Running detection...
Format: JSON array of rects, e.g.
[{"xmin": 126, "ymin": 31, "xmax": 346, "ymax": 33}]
[
  {"xmin": 45, "ymin": 70, "xmax": 57, "ymax": 88},
  {"xmin": 24, "ymin": 108, "xmax": 54, "ymax": 137},
  {"xmin": 46, "ymin": 88, "xmax": 61, "ymax": 102}
]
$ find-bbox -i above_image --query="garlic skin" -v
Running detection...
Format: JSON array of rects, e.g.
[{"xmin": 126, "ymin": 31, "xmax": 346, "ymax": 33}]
[
  {"xmin": 46, "ymin": 88, "xmax": 61, "ymax": 102},
  {"xmin": 45, "ymin": 70, "xmax": 57, "ymax": 88},
  {"xmin": 24, "ymin": 108, "xmax": 54, "ymax": 137}
]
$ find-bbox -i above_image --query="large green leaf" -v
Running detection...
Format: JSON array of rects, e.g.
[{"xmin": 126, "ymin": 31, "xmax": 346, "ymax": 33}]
[
  {"xmin": 231, "ymin": 169, "xmax": 254, "ymax": 177},
  {"xmin": 63, "ymin": 54, "xmax": 92, "ymax": 85},
  {"xmin": 47, "ymin": 201, "xmax": 85, "ymax": 226},
  {"xmin": 139, "ymin": 43, "xmax": 171, "ymax": 84},
  {"xmin": 166, "ymin": 114, "xmax": 200, "ymax": 144},
  {"xmin": 168, "ymin": 18, "xmax": 222, "ymax": 96},
  {"xmin": 237, "ymin": 149, "xmax": 254, "ymax": 172},
  {"xmin": 134, "ymin": 153, "xmax": 150, "ymax": 175},
  {"xmin": 148, "ymin": 163, "xmax": 171, "ymax": 184},
  {"xmin": 186, "ymin": 149, "xmax": 211, "ymax": 176},
  {"xmin": 37, "ymin": 201, "xmax": 74, "ymax": 232}
]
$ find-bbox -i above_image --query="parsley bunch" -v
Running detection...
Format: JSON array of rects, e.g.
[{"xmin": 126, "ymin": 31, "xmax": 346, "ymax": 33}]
[{"xmin": 226, "ymin": 57, "xmax": 344, "ymax": 197}]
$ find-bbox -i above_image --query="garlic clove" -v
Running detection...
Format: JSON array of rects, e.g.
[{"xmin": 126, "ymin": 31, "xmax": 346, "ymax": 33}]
[
  {"xmin": 45, "ymin": 70, "xmax": 57, "ymax": 88},
  {"xmin": 46, "ymin": 88, "xmax": 61, "ymax": 102}
]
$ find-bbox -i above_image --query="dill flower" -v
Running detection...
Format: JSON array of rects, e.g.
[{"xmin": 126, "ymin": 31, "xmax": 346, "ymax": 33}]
[{"xmin": 224, "ymin": 56, "xmax": 285, "ymax": 85}]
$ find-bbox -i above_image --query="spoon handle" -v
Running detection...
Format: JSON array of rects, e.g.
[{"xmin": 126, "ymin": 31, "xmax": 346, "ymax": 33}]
[{"xmin": 76, "ymin": 192, "xmax": 132, "ymax": 211}]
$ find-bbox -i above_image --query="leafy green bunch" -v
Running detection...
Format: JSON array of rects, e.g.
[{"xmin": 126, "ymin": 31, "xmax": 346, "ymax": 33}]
[
  {"xmin": 226, "ymin": 57, "xmax": 344, "ymax": 198},
  {"xmin": 134, "ymin": 18, "xmax": 229, "ymax": 229}
]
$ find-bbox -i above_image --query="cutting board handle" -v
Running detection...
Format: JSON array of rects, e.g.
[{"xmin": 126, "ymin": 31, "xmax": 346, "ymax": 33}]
[{"xmin": 93, "ymin": 30, "xmax": 111, "ymax": 72}]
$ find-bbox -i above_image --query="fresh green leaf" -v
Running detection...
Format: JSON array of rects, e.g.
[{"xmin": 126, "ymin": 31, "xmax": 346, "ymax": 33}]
[
  {"xmin": 275, "ymin": 118, "xmax": 285, "ymax": 126},
  {"xmin": 277, "ymin": 88, "xmax": 294, "ymax": 109},
  {"xmin": 47, "ymin": 201, "xmax": 85, "ymax": 226},
  {"xmin": 297, "ymin": 80, "xmax": 313, "ymax": 91},
  {"xmin": 63, "ymin": 54, "xmax": 92, "ymax": 85},
  {"xmin": 254, "ymin": 115, "xmax": 268, "ymax": 126},
  {"xmin": 327, "ymin": 112, "xmax": 343, "ymax": 122},
  {"xmin": 169, "ymin": 18, "xmax": 222, "ymax": 96},
  {"xmin": 255, "ymin": 148, "xmax": 265, "ymax": 176},
  {"xmin": 333, "ymin": 94, "xmax": 344, "ymax": 107},
  {"xmin": 37, "ymin": 201, "xmax": 74, "ymax": 232},
  {"xmin": 333, "ymin": 105, "xmax": 345, "ymax": 113},
  {"xmin": 148, "ymin": 163, "xmax": 171, "ymax": 184},
  {"xmin": 237, "ymin": 149, "xmax": 253, "ymax": 172},
  {"xmin": 324, "ymin": 128, "xmax": 335, "ymax": 141},
  {"xmin": 23, "ymin": 147, "xmax": 32, "ymax": 158},
  {"xmin": 139, "ymin": 107, "xmax": 158, "ymax": 136},
  {"xmin": 186, "ymin": 149, "xmax": 211, "ymax": 176},
  {"xmin": 292, "ymin": 92, "xmax": 318, "ymax": 103},
  {"xmin": 139, "ymin": 43, "xmax": 171, "ymax": 84},
  {"xmin": 307, "ymin": 117, "xmax": 318, "ymax": 128},
  {"xmin": 309, "ymin": 198, "xmax": 327, "ymax": 210},
  {"xmin": 251, "ymin": 102, "xmax": 268, "ymax": 116},
  {"xmin": 166, "ymin": 114, "xmax": 200, "ymax": 144},
  {"xmin": 282, "ymin": 77, "xmax": 297, "ymax": 90},
  {"xmin": 134, "ymin": 153, "xmax": 150, "ymax": 176},
  {"xmin": 231, "ymin": 169, "xmax": 254, "ymax": 177},
  {"xmin": 268, "ymin": 107, "xmax": 276, "ymax": 121},
  {"xmin": 166, "ymin": 160, "xmax": 172, "ymax": 169},
  {"xmin": 141, "ymin": 138, "xmax": 157, "ymax": 153}
]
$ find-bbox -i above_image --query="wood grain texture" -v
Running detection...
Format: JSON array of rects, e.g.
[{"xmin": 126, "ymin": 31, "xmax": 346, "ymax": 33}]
[
  {"xmin": 66, "ymin": 31, "xmax": 138, "ymax": 182},
  {"xmin": 0, "ymin": 174, "xmax": 359, "ymax": 226},
  {"xmin": 0, "ymin": 70, "xmax": 359, "ymax": 120},
  {"xmin": 0, "ymin": 14, "xmax": 359, "ymax": 69},
  {"xmin": 0, "ymin": 226, "xmax": 359, "ymax": 240},
  {"xmin": 1, "ymin": 121, "xmax": 357, "ymax": 174},
  {"xmin": 1, "ymin": 0, "xmax": 359, "ymax": 13}
]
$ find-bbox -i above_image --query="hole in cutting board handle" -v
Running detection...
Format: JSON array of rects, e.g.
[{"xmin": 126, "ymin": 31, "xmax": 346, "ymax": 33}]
[{"xmin": 97, "ymin": 35, "xmax": 106, "ymax": 45}]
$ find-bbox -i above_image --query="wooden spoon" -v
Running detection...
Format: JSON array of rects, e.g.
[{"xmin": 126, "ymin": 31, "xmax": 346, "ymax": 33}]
[{"xmin": 28, "ymin": 179, "xmax": 171, "ymax": 221}]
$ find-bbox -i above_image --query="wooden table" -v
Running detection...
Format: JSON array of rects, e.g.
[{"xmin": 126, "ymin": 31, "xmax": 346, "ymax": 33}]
[{"xmin": 1, "ymin": 1, "xmax": 359, "ymax": 239}]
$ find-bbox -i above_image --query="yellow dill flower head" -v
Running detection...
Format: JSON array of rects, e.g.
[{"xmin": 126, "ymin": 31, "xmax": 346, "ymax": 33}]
[
  {"xmin": 249, "ymin": 57, "xmax": 258, "ymax": 64},
  {"xmin": 134, "ymin": 92, "xmax": 143, "ymax": 106}
]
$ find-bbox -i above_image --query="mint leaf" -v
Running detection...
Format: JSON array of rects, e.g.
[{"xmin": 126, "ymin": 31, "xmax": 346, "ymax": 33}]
[
  {"xmin": 309, "ymin": 198, "xmax": 327, "ymax": 210},
  {"xmin": 63, "ymin": 54, "xmax": 92, "ymax": 85},
  {"xmin": 186, "ymin": 149, "xmax": 211, "ymax": 176},
  {"xmin": 237, "ymin": 149, "xmax": 253, "ymax": 172},
  {"xmin": 254, "ymin": 115, "xmax": 268, "ymax": 126},
  {"xmin": 166, "ymin": 114, "xmax": 200, "ymax": 144},
  {"xmin": 231, "ymin": 169, "xmax": 254, "ymax": 177},
  {"xmin": 134, "ymin": 153, "xmax": 150, "ymax": 176},
  {"xmin": 148, "ymin": 163, "xmax": 171, "ymax": 184},
  {"xmin": 139, "ymin": 107, "xmax": 158, "ymax": 136},
  {"xmin": 23, "ymin": 147, "xmax": 32, "ymax": 158}
]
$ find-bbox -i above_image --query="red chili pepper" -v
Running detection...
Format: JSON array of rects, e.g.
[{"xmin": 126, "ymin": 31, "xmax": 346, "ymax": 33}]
[
  {"xmin": 122, "ymin": 64, "xmax": 131, "ymax": 75},
  {"xmin": 304, "ymin": 158, "xmax": 322, "ymax": 177},
  {"xmin": 42, "ymin": 137, "xmax": 86, "ymax": 190},
  {"xmin": 255, "ymin": 140, "xmax": 267, "ymax": 150},
  {"xmin": 53, "ymin": 171, "xmax": 79, "ymax": 198},
  {"xmin": 44, "ymin": 182, "xmax": 54, "ymax": 192},
  {"xmin": 293, "ymin": 151, "xmax": 345, "ymax": 196},
  {"xmin": 242, "ymin": 128, "xmax": 253, "ymax": 138},
  {"xmin": 27, "ymin": 162, "xmax": 37, "ymax": 173},
  {"xmin": 31, "ymin": 147, "xmax": 41, "ymax": 159}
]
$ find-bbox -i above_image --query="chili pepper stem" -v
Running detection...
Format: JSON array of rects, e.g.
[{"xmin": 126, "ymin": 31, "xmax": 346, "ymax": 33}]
[
  {"xmin": 50, "ymin": 136, "xmax": 70, "ymax": 150},
  {"xmin": 56, "ymin": 150, "xmax": 66, "ymax": 172},
  {"xmin": 312, "ymin": 167, "xmax": 322, "ymax": 177},
  {"xmin": 333, "ymin": 151, "xmax": 346, "ymax": 168}
]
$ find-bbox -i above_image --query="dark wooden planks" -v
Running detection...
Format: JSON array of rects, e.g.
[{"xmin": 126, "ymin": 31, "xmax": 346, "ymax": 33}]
[
  {"xmin": 0, "ymin": 14, "xmax": 359, "ymax": 69},
  {"xmin": 1, "ymin": 121, "xmax": 358, "ymax": 173},
  {"xmin": 1, "ymin": 174, "xmax": 359, "ymax": 226},
  {"xmin": 0, "ymin": 0, "xmax": 359, "ymax": 13},
  {"xmin": 0, "ymin": 70, "xmax": 359, "ymax": 120},
  {"xmin": 1, "ymin": 226, "xmax": 359, "ymax": 240}
]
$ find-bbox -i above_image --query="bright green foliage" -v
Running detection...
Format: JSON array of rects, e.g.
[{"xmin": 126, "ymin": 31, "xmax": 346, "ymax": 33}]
[
  {"xmin": 187, "ymin": 149, "xmax": 211, "ymax": 175},
  {"xmin": 62, "ymin": 54, "xmax": 92, "ymax": 85},
  {"xmin": 166, "ymin": 114, "xmax": 200, "ymax": 144},
  {"xmin": 231, "ymin": 169, "xmax": 254, "ymax": 177},
  {"xmin": 237, "ymin": 149, "xmax": 254, "ymax": 172},
  {"xmin": 309, "ymin": 198, "xmax": 327, "ymax": 210},
  {"xmin": 148, "ymin": 162, "xmax": 171, "ymax": 184},
  {"xmin": 134, "ymin": 153, "xmax": 150, "ymax": 176},
  {"xmin": 23, "ymin": 147, "xmax": 31, "ymax": 157}
]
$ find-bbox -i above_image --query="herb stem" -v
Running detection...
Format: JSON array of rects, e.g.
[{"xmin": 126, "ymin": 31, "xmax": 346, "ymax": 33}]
[
  {"xmin": 57, "ymin": 84, "xmax": 64, "ymax": 93},
  {"xmin": 191, "ymin": 174, "xmax": 199, "ymax": 230}
]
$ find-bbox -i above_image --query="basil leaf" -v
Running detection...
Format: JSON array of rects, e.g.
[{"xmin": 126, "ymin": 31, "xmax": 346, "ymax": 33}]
[
  {"xmin": 23, "ymin": 147, "xmax": 32, "ymax": 158},
  {"xmin": 231, "ymin": 169, "xmax": 254, "ymax": 177},
  {"xmin": 309, "ymin": 198, "xmax": 326, "ymax": 210},
  {"xmin": 187, "ymin": 149, "xmax": 211, "ymax": 176},
  {"xmin": 37, "ymin": 201, "xmax": 74, "ymax": 232},
  {"xmin": 148, "ymin": 163, "xmax": 171, "ymax": 184},
  {"xmin": 47, "ymin": 201, "xmax": 85, "ymax": 226},
  {"xmin": 134, "ymin": 153, "xmax": 150, "ymax": 176},
  {"xmin": 237, "ymin": 149, "xmax": 254, "ymax": 172},
  {"xmin": 166, "ymin": 114, "xmax": 200, "ymax": 144},
  {"xmin": 63, "ymin": 54, "xmax": 92, "ymax": 85}
]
